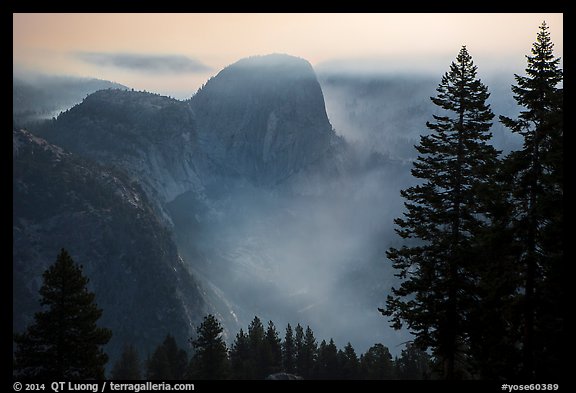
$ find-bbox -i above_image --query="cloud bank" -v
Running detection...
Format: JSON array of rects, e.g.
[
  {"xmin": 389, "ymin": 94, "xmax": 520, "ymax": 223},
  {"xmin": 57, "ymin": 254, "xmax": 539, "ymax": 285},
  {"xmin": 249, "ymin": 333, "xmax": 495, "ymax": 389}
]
[{"xmin": 75, "ymin": 52, "xmax": 211, "ymax": 74}]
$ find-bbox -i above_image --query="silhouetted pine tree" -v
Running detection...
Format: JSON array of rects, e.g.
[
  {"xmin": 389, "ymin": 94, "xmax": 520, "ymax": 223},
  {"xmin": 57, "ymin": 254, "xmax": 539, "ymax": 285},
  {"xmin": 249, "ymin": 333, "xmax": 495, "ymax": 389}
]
[
  {"xmin": 359, "ymin": 343, "xmax": 395, "ymax": 380},
  {"xmin": 247, "ymin": 316, "xmax": 266, "ymax": 379},
  {"xmin": 188, "ymin": 314, "xmax": 228, "ymax": 379},
  {"xmin": 380, "ymin": 46, "xmax": 499, "ymax": 379},
  {"xmin": 338, "ymin": 342, "xmax": 359, "ymax": 379},
  {"xmin": 146, "ymin": 334, "xmax": 188, "ymax": 380},
  {"xmin": 395, "ymin": 343, "xmax": 432, "ymax": 380},
  {"xmin": 263, "ymin": 321, "xmax": 282, "ymax": 376},
  {"xmin": 294, "ymin": 324, "xmax": 305, "ymax": 376},
  {"xmin": 315, "ymin": 339, "xmax": 339, "ymax": 379},
  {"xmin": 13, "ymin": 249, "xmax": 112, "ymax": 379},
  {"xmin": 299, "ymin": 326, "xmax": 318, "ymax": 379},
  {"xmin": 229, "ymin": 329, "xmax": 250, "ymax": 379},
  {"xmin": 281, "ymin": 324, "xmax": 296, "ymax": 374},
  {"xmin": 111, "ymin": 344, "xmax": 142, "ymax": 380},
  {"xmin": 498, "ymin": 21, "xmax": 563, "ymax": 379}
]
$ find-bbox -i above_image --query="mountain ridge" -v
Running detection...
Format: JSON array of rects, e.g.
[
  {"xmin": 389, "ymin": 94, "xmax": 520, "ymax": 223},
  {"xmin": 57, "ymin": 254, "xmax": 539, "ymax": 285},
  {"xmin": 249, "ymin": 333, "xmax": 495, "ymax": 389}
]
[
  {"xmin": 13, "ymin": 128, "xmax": 208, "ymax": 366},
  {"xmin": 13, "ymin": 74, "xmax": 128, "ymax": 126}
]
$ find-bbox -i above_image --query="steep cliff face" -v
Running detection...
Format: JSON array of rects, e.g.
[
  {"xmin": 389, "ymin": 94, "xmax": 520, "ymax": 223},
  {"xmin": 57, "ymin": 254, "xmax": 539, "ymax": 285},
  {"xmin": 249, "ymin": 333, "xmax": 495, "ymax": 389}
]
[
  {"xmin": 35, "ymin": 89, "xmax": 206, "ymax": 205},
  {"xmin": 13, "ymin": 129, "xmax": 207, "ymax": 364},
  {"xmin": 190, "ymin": 54, "xmax": 339, "ymax": 185}
]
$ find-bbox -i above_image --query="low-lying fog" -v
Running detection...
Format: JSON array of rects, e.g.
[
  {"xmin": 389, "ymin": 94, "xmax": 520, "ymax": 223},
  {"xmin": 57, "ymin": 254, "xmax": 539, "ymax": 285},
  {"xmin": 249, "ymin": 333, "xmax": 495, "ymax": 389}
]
[{"xmin": 168, "ymin": 69, "xmax": 522, "ymax": 355}]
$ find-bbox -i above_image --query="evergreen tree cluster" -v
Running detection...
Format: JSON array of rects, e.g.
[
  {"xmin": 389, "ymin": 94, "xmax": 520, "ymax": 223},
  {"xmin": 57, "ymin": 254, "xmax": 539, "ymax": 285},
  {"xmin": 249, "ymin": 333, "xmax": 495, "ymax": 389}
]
[
  {"xmin": 113, "ymin": 315, "xmax": 432, "ymax": 380},
  {"xmin": 381, "ymin": 22, "xmax": 563, "ymax": 380}
]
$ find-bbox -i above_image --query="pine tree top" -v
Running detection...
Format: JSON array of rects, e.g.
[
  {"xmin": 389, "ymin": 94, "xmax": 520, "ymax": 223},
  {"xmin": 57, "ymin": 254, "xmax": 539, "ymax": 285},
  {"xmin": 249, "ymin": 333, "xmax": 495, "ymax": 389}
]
[{"xmin": 14, "ymin": 248, "xmax": 112, "ymax": 379}]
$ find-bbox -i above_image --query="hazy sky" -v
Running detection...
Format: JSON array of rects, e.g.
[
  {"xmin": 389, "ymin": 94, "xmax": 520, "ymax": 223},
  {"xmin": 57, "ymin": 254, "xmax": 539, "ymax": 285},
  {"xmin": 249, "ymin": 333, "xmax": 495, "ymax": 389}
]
[{"xmin": 13, "ymin": 13, "xmax": 563, "ymax": 99}]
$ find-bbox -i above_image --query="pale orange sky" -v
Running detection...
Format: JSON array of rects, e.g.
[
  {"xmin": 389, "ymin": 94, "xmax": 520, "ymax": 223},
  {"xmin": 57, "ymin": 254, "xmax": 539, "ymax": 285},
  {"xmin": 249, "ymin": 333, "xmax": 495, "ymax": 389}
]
[{"xmin": 13, "ymin": 13, "xmax": 563, "ymax": 99}]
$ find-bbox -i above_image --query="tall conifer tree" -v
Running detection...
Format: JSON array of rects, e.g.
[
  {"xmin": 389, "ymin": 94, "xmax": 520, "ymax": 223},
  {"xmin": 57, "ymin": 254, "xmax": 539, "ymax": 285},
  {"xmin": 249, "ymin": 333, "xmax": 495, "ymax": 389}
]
[
  {"xmin": 263, "ymin": 321, "xmax": 282, "ymax": 376},
  {"xmin": 281, "ymin": 324, "xmax": 296, "ymax": 374},
  {"xmin": 381, "ymin": 46, "xmax": 499, "ymax": 379},
  {"xmin": 13, "ymin": 249, "xmax": 112, "ymax": 379},
  {"xmin": 229, "ymin": 329, "xmax": 250, "ymax": 379},
  {"xmin": 499, "ymin": 21, "xmax": 563, "ymax": 379},
  {"xmin": 188, "ymin": 314, "xmax": 228, "ymax": 379}
]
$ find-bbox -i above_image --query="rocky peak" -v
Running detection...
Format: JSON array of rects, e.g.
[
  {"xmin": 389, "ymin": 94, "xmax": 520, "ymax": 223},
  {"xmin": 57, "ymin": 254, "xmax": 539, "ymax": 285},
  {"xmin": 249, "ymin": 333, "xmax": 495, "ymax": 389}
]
[{"xmin": 190, "ymin": 53, "xmax": 337, "ymax": 185}]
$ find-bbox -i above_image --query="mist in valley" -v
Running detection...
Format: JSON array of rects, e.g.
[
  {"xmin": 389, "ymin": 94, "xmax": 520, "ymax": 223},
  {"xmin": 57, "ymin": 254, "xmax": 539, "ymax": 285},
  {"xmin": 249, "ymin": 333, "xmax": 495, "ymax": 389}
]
[
  {"xmin": 164, "ymin": 64, "xmax": 523, "ymax": 355},
  {"xmin": 168, "ymin": 156, "xmax": 412, "ymax": 354},
  {"xmin": 13, "ymin": 57, "xmax": 527, "ymax": 360}
]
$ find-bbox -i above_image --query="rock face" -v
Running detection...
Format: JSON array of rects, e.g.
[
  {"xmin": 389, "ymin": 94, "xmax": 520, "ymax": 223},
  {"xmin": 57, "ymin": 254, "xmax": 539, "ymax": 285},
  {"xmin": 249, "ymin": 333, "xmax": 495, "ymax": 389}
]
[
  {"xmin": 265, "ymin": 372, "xmax": 303, "ymax": 380},
  {"xmin": 190, "ymin": 54, "xmax": 338, "ymax": 185},
  {"xmin": 35, "ymin": 89, "xmax": 206, "ymax": 206},
  {"xmin": 13, "ymin": 129, "xmax": 207, "ymax": 365}
]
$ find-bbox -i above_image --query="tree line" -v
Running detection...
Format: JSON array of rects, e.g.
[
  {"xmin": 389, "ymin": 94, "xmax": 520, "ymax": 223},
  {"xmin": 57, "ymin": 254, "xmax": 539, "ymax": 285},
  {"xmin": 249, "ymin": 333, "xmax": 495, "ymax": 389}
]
[
  {"xmin": 13, "ymin": 249, "xmax": 431, "ymax": 380},
  {"xmin": 380, "ymin": 21, "xmax": 563, "ymax": 380},
  {"xmin": 111, "ymin": 315, "xmax": 431, "ymax": 380}
]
